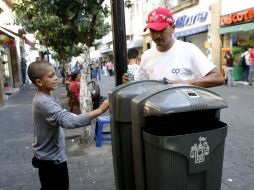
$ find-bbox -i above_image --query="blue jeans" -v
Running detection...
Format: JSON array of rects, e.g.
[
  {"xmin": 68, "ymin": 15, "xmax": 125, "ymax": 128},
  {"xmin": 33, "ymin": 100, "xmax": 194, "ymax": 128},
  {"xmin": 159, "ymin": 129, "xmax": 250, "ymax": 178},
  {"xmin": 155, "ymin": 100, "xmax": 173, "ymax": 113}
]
[
  {"xmin": 22, "ymin": 69, "xmax": 26, "ymax": 84},
  {"xmin": 95, "ymin": 67, "xmax": 101, "ymax": 80},
  {"xmin": 248, "ymin": 65, "xmax": 254, "ymax": 85}
]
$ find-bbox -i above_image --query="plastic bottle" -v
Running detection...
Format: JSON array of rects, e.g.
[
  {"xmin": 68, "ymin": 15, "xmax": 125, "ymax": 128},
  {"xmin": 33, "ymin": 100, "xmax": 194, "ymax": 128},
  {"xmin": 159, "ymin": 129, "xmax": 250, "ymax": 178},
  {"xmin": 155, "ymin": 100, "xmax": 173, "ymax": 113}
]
[{"xmin": 127, "ymin": 69, "xmax": 134, "ymax": 81}]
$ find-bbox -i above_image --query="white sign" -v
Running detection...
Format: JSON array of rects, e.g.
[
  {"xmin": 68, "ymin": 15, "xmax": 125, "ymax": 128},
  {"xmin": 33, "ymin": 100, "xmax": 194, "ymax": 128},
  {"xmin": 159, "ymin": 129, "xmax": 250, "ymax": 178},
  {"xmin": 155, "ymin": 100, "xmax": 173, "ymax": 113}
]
[{"xmin": 190, "ymin": 136, "xmax": 210, "ymax": 164}]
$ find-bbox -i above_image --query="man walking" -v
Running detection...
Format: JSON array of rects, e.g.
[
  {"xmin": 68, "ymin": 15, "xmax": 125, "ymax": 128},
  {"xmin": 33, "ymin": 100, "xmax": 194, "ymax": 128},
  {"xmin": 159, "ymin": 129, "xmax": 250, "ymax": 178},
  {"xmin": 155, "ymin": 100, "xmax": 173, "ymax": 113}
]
[{"xmin": 21, "ymin": 57, "xmax": 27, "ymax": 84}]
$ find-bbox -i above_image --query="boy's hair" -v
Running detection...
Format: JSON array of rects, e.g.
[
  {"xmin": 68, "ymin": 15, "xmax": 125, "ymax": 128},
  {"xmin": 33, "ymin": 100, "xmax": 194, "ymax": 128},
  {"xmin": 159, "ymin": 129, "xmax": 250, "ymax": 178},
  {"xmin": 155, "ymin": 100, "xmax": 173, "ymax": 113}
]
[
  {"xmin": 128, "ymin": 48, "xmax": 139, "ymax": 59},
  {"xmin": 28, "ymin": 60, "xmax": 52, "ymax": 85}
]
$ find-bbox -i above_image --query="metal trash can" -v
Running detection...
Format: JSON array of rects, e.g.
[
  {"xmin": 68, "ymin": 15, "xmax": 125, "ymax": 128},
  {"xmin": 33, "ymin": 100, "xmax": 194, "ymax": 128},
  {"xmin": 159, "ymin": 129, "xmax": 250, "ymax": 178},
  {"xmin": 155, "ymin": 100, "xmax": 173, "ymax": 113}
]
[
  {"xmin": 131, "ymin": 84, "xmax": 228, "ymax": 190},
  {"xmin": 108, "ymin": 80, "xmax": 164, "ymax": 190}
]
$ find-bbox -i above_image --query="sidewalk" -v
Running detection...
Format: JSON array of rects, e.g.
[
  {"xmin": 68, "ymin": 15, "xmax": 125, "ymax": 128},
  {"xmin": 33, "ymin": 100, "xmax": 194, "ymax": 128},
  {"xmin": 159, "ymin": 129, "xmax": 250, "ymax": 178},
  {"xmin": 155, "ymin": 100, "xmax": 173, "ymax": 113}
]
[
  {"xmin": 58, "ymin": 74, "xmax": 116, "ymax": 190},
  {"xmin": 0, "ymin": 74, "xmax": 116, "ymax": 190},
  {"xmin": 1, "ymin": 74, "xmax": 254, "ymax": 190}
]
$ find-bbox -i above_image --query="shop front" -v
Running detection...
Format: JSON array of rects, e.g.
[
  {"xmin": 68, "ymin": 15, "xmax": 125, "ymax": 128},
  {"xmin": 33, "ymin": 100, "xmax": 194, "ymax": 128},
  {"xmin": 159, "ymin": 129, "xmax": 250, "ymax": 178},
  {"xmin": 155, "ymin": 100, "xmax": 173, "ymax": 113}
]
[
  {"xmin": 219, "ymin": 8, "xmax": 254, "ymax": 81},
  {"xmin": 174, "ymin": 10, "xmax": 211, "ymax": 57},
  {"xmin": 0, "ymin": 28, "xmax": 21, "ymax": 106}
]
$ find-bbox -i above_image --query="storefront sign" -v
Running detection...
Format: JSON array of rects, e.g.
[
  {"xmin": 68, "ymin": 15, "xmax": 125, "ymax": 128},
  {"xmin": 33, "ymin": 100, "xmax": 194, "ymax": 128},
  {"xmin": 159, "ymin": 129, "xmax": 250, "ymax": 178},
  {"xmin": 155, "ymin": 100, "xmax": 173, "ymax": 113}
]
[
  {"xmin": 176, "ymin": 12, "xmax": 208, "ymax": 28},
  {"xmin": 221, "ymin": 9, "xmax": 254, "ymax": 26}
]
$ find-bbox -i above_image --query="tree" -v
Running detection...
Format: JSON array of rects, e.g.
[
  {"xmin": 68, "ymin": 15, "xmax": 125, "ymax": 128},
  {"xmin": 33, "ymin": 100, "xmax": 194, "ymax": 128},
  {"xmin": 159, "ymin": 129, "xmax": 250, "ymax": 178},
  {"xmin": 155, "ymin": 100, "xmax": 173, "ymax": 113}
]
[
  {"xmin": 13, "ymin": 0, "xmax": 110, "ymax": 62},
  {"xmin": 13, "ymin": 0, "xmax": 111, "ymax": 143}
]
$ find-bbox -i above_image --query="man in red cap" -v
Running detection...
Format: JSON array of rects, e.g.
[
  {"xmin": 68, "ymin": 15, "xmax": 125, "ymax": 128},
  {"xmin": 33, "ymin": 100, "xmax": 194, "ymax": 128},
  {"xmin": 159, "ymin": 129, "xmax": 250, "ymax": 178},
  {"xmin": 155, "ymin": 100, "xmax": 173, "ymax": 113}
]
[{"xmin": 123, "ymin": 7, "xmax": 224, "ymax": 87}]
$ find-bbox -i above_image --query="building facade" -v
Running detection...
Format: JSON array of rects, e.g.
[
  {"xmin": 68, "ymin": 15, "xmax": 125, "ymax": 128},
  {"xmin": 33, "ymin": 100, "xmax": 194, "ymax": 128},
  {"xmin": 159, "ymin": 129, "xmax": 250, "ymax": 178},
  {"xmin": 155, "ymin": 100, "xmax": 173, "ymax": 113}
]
[
  {"xmin": 0, "ymin": 0, "xmax": 22, "ymax": 107},
  {"xmin": 219, "ymin": 0, "xmax": 254, "ymax": 81},
  {"xmin": 88, "ymin": 0, "xmax": 254, "ymax": 81},
  {"xmin": 0, "ymin": 0, "xmax": 41, "ymax": 107}
]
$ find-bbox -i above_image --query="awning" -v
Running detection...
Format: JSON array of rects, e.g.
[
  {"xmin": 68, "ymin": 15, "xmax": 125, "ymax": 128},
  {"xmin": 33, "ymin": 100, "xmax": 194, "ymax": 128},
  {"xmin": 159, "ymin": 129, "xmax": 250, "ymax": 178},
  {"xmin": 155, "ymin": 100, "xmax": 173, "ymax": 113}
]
[
  {"xmin": 174, "ymin": 25, "xmax": 208, "ymax": 38},
  {"xmin": 218, "ymin": 22, "xmax": 254, "ymax": 34},
  {"xmin": 100, "ymin": 48, "xmax": 113, "ymax": 55},
  {"xmin": 0, "ymin": 26, "xmax": 36, "ymax": 48},
  {"xmin": 128, "ymin": 39, "xmax": 143, "ymax": 48}
]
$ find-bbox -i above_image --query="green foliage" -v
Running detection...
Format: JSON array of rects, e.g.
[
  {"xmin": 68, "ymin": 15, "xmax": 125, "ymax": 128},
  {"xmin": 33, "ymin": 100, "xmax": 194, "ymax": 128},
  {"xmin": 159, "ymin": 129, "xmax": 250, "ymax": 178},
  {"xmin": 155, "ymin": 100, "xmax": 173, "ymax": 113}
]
[{"xmin": 13, "ymin": 0, "xmax": 111, "ymax": 63}]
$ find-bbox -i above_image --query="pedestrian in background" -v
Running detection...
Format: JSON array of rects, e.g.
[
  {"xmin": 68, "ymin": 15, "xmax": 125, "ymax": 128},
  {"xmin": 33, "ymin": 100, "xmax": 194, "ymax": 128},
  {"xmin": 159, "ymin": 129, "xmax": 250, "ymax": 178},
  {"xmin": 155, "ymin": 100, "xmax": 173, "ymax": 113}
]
[
  {"xmin": 60, "ymin": 65, "xmax": 66, "ymax": 84},
  {"xmin": 27, "ymin": 60, "xmax": 109, "ymax": 190},
  {"xmin": 224, "ymin": 52, "xmax": 235, "ymax": 86},
  {"xmin": 123, "ymin": 7, "xmax": 224, "ymax": 87},
  {"xmin": 106, "ymin": 59, "xmax": 113, "ymax": 76},
  {"xmin": 93, "ymin": 59, "xmax": 101, "ymax": 80},
  {"xmin": 241, "ymin": 48, "xmax": 251, "ymax": 82},
  {"xmin": 69, "ymin": 72, "xmax": 81, "ymax": 103},
  {"xmin": 102, "ymin": 60, "xmax": 108, "ymax": 76},
  {"xmin": 89, "ymin": 61, "xmax": 95, "ymax": 79},
  {"xmin": 68, "ymin": 72, "xmax": 81, "ymax": 114},
  {"xmin": 21, "ymin": 57, "xmax": 27, "ymax": 84},
  {"xmin": 248, "ymin": 47, "xmax": 254, "ymax": 85}
]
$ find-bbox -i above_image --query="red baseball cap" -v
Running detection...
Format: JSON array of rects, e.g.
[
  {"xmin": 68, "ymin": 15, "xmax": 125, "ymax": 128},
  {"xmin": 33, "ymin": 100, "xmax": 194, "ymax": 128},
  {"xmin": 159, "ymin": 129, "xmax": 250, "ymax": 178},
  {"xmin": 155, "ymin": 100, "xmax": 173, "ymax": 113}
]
[{"xmin": 144, "ymin": 7, "xmax": 174, "ymax": 32}]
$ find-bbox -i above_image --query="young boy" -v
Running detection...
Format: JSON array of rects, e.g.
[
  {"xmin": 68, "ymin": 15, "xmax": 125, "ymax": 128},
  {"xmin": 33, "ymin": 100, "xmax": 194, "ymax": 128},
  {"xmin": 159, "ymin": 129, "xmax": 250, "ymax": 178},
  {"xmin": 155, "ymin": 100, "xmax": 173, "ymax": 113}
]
[
  {"xmin": 122, "ymin": 48, "xmax": 140, "ymax": 83},
  {"xmin": 127, "ymin": 48, "xmax": 140, "ymax": 81},
  {"xmin": 27, "ymin": 60, "xmax": 109, "ymax": 190}
]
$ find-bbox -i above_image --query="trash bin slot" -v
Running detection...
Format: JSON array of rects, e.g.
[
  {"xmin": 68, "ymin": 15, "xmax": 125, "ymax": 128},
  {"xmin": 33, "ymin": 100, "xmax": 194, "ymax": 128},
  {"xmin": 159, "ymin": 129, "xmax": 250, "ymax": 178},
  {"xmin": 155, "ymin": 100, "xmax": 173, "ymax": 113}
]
[
  {"xmin": 144, "ymin": 110, "xmax": 224, "ymax": 136},
  {"xmin": 143, "ymin": 120, "xmax": 226, "ymax": 136}
]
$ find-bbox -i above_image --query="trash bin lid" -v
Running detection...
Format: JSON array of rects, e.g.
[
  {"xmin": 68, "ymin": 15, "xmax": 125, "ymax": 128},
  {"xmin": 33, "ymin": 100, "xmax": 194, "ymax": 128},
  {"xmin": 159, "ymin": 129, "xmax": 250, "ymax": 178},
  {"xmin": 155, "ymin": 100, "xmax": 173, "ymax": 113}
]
[
  {"xmin": 136, "ymin": 85, "xmax": 227, "ymax": 117},
  {"xmin": 109, "ymin": 80, "xmax": 164, "ymax": 122}
]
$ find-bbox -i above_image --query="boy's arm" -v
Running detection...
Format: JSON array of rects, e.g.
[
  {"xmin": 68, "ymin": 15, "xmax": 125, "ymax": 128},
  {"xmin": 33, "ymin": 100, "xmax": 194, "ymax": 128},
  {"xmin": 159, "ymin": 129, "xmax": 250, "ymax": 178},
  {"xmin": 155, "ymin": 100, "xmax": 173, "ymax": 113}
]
[{"xmin": 88, "ymin": 99, "xmax": 109, "ymax": 120}]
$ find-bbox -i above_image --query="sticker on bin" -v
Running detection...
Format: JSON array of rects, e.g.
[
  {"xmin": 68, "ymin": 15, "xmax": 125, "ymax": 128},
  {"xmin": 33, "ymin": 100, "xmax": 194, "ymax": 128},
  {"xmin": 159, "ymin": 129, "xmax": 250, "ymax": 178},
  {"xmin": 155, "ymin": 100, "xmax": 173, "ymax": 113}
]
[
  {"xmin": 190, "ymin": 136, "xmax": 210, "ymax": 164},
  {"xmin": 182, "ymin": 89, "xmax": 200, "ymax": 98}
]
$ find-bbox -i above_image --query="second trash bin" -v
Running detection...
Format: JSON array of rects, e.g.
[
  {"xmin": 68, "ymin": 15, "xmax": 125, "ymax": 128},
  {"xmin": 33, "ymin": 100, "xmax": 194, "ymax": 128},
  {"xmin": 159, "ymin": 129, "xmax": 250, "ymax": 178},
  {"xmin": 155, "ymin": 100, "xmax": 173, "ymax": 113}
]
[{"xmin": 131, "ymin": 84, "xmax": 228, "ymax": 190}]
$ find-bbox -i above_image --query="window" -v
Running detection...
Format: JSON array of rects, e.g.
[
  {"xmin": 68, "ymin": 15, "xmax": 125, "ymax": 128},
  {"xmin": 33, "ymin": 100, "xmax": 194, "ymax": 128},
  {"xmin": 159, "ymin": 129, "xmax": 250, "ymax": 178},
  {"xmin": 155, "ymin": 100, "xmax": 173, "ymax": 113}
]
[{"xmin": 167, "ymin": 0, "xmax": 199, "ymax": 13}]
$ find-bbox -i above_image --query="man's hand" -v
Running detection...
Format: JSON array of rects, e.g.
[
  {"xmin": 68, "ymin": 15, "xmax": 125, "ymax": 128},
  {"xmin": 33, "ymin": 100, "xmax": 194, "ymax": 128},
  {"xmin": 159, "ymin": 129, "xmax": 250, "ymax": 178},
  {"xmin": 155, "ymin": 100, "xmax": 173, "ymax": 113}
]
[
  {"xmin": 122, "ymin": 73, "xmax": 129, "ymax": 84},
  {"xmin": 164, "ymin": 68, "xmax": 224, "ymax": 87}
]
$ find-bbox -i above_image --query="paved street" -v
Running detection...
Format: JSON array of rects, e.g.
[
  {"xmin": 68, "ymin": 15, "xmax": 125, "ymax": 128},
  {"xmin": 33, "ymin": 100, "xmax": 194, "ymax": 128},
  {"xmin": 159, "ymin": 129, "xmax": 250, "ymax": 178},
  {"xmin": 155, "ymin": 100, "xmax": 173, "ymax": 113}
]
[
  {"xmin": 0, "ymin": 74, "xmax": 254, "ymax": 190},
  {"xmin": 213, "ymin": 84, "xmax": 254, "ymax": 190}
]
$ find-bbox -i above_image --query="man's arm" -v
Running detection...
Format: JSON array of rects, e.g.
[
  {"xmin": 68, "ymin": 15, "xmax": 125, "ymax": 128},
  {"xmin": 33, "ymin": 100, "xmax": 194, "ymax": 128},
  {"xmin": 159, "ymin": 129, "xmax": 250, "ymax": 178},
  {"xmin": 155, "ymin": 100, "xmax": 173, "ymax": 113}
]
[{"xmin": 166, "ymin": 68, "xmax": 224, "ymax": 88}]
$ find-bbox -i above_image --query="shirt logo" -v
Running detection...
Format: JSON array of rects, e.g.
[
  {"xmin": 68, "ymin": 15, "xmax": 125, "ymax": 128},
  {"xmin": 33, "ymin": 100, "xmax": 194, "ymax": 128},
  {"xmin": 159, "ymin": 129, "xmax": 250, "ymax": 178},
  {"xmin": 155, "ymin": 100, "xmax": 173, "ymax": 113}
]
[{"xmin": 171, "ymin": 68, "xmax": 180, "ymax": 75}]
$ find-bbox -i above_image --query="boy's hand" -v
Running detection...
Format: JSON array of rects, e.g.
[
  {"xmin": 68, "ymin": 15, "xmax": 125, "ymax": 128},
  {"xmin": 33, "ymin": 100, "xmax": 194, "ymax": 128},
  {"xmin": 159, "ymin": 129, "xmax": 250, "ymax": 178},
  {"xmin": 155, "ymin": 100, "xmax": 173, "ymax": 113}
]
[
  {"xmin": 122, "ymin": 73, "xmax": 129, "ymax": 83},
  {"xmin": 88, "ymin": 99, "xmax": 109, "ymax": 120},
  {"xmin": 99, "ymin": 99, "xmax": 109, "ymax": 113}
]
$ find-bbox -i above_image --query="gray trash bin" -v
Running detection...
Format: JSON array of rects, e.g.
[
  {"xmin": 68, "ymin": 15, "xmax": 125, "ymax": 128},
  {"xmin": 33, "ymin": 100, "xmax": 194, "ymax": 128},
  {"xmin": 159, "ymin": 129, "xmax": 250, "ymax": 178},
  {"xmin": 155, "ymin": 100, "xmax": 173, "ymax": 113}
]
[
  {"xmin": 131, "ymin": 84, "xmax": 228, "ymax": 190},
  {"xmin": 108, "ymin": 80, "xmax": 164, "ymax": 190}
]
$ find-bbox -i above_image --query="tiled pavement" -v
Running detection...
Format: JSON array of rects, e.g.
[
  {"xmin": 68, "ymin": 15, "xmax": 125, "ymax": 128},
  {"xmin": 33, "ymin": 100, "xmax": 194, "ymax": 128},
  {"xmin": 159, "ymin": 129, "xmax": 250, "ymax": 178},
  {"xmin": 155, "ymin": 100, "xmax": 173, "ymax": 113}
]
[{"xmin": 0, "ymin": 74, "xmax": 254, "ymax": 190}]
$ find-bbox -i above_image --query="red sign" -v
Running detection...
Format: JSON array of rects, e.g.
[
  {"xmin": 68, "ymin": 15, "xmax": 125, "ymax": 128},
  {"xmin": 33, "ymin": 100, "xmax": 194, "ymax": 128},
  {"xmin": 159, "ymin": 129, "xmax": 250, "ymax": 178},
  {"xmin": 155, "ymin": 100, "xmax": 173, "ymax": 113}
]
[{"xmin": 220, "ymin": 9, "xmax": 254, "ymax": 26}]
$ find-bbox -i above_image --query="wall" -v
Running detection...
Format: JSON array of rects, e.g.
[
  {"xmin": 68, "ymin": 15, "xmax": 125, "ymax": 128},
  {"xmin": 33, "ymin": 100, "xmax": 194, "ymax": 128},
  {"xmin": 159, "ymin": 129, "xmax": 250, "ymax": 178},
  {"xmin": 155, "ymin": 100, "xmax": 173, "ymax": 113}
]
[
  {"xmin": 221, "ymin": 0, "xmax": 254, "ymax": 15},
  {"xmin": 210, "ymin": 0, "xmax": 221, "ymax": 71},
  {"xmin": 189, "ymin": 32, "xmax": 208, "ymax": 55}
]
